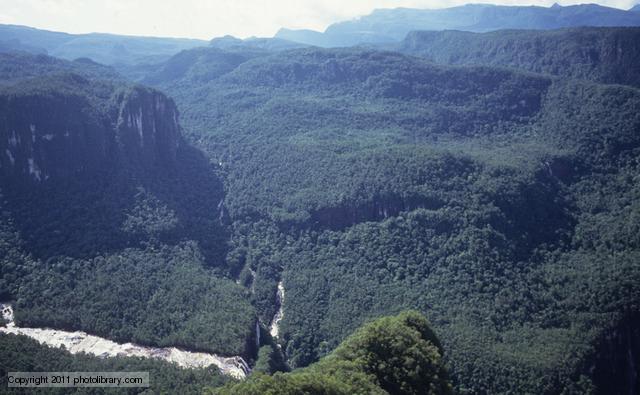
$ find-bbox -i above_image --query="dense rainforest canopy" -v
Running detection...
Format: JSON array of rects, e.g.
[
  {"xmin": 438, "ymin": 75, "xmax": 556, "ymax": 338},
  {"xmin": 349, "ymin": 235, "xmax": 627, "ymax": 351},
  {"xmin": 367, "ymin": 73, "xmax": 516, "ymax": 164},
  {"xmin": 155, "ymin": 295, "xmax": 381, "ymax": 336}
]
[
  {"xmin": 0, "ymin": 333, "xmax": 229, "ymax": 394},
  {"xmin": 392, "ymin": 27, "xmax": 640, "ymax": 88},
  {"xmin": 0, "ymin": 54, "xmax": 257, "ymax": 357},
  {"xmin": 210, "ymin": 311, "xmax": 452, "ymax": 395},
  {"xmin": 1, "ymin": 23, "xmax": 639, "ymax": 395},
  {"xmin": 144, "ymin": 40, "xmax": 640, "ymax": 393}
]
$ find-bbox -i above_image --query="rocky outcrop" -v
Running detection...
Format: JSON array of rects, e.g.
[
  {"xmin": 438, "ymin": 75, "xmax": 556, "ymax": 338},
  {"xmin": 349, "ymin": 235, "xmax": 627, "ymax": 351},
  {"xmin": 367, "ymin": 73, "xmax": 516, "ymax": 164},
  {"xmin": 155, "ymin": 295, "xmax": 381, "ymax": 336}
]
[
  {"xmin": 308, "ymin": 194, "xmax": 443, "ymax": 230},
  {"xmin": 590, "ymin": 314, "xmax": 640, "ymax": 395},
  {"xmin": 0, "ymin": 77, "xmax": 181, "ymax": 183},
  {"xmin": 114, "ymin": 86, "xmax": 180, "ymax": 167},
  {"xmin": 0, "ymin": 89, "xmax": 112, "ymax": 182}
]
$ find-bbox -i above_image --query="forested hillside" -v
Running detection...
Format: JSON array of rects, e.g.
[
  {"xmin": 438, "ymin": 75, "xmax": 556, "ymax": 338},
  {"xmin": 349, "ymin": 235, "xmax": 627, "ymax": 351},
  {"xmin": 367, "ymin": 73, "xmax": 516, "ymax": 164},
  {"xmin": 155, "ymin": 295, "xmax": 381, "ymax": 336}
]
[
  {"xmin": 394, "ymin": 27, "xmax": 640, "ymax": 88},
  {"xmin": 1, "ymin": 11, "xmax": 640, "ymax": 394},
  {"xmin": 0, "ymin": 52, "xmax": 119, "ymax": 86},
  {"xmin": 0, "ymin": 53, "xmax": 257, "ymax": 358},
  {"xmin": 211, "ymin": 311, "xmax": 452, "ymax": 395},
  {"xmin": 145, "ymin": 46, "xmax": 640, "ymax": 393},
  {"xmin": 209, "ymin": 36, "xmax": 308, "ymax": 52},
  {"xmin": 0, "ymin": 333, "xmax": 229, "ymax": 394}
]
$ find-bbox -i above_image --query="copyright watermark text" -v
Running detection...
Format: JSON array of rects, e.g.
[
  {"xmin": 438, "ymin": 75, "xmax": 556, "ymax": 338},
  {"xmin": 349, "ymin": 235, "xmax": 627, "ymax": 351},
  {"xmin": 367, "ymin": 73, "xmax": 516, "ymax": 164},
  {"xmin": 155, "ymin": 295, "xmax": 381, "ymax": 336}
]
[{"xmin": 7, "ymin": 372, "xmax": 149, "ymax": 388}]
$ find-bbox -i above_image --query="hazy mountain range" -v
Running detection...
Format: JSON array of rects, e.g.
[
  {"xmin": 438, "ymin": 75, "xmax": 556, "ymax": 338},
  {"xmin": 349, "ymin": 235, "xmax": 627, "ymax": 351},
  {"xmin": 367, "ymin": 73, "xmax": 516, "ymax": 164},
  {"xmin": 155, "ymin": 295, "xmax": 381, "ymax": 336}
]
[
  {"xmin": 3, "ymin": 3, "xmax": 640, "ymax": 65},
  {"xmin": 277, "ymin": 3, "xmax": 640, "ymax": 46},
  {"xmin": 1, "ymin": 3, "xmax": 640, "ymax": 394},
  {"xmin": 0, "ymin": 24, "xmax": 205, "ymax": 65}
]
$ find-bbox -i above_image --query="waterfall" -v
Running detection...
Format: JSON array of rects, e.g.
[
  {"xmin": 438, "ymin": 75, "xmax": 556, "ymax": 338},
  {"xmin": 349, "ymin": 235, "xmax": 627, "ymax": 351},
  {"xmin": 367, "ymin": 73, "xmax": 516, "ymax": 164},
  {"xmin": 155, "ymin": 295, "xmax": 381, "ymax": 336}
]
[
  {"xmin": 269, "ymin": 281, "xmax": 285, "ymax": 339},
  {"xmin": 256, "ymin": 320, "xmax": 261, "ymax": 349}
]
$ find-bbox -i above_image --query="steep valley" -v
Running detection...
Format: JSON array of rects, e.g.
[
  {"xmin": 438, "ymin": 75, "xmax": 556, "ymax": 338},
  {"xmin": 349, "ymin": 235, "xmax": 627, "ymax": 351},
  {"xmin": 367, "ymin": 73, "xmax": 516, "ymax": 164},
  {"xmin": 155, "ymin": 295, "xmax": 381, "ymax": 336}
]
[
  {"xmin": 0, "ymin": 54, "xmax": 257, "ymax": 365},
  {"xmin": 148, "ymin": 43, "xmax": 640, "ymax": 393},
  {"xmin": 0, "ymin": 20, "xmax": 639, "ymax": 395}
]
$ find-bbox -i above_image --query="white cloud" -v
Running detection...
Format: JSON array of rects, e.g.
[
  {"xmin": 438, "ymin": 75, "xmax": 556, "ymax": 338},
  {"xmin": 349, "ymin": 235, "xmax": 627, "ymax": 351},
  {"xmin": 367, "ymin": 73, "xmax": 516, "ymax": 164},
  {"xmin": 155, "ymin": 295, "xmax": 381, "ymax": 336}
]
[{"xmin": 0, "ymin": 0, "xmax": 637, "ymax": 39}]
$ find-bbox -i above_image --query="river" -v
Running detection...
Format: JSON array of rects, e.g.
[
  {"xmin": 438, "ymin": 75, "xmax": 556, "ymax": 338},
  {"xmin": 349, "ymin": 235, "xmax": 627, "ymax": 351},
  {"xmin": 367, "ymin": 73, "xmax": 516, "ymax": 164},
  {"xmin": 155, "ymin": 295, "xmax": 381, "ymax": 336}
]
[{"xmin": 0, "ymin": 304, "xmax": 250, "ymax": 379}]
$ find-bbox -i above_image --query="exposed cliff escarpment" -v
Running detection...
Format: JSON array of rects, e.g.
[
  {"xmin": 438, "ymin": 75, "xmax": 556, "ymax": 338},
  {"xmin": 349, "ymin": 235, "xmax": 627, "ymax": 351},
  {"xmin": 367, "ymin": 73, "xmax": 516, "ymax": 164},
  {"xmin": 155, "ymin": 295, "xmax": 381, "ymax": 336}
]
[
  {"xmin": 0, "ymin": 74, "xmax": 181, "ymax": 183},
  {"xmin": 308, "ymin": 193, "xmax": 444, "ymax": 230},
  {"xmin": 114, "ymin": 86, "xmax": 180, "ymax": 167},
  {"xmin": 0, "ymin": 53, "xmax": 258, "ymax": 369},
  {"xmin": 590, "ymin": 314, "xmax": 640, "ymax": 395}
]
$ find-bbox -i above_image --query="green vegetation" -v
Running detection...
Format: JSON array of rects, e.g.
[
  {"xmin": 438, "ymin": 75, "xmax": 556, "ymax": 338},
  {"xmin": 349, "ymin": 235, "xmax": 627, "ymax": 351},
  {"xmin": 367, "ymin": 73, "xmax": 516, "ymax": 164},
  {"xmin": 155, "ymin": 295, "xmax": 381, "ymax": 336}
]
[
  {"xmin": 395, "ymin": 27, "xmax": 640, "ymax": 88},
  {"xmin": 140, "ymin": 47, "xmax": 264, "ymax": 86},
  {"xmin": 0, "ymin": 333, "xmax": 229, "ymax": 394},
  {"xmin": 0, "ymin": 52, "xmax": 119, "ymax": 86},
  {"xmin": 146, "ymin": 47, "xmax": 640, "ymax": 393},
  {"xmin": 253, "ymin": 344, "xmax": 288, "ymax": 375},
  {"xmin": 0, "ymin": 54, "xmax": 257, "ymax": 357},
  {"xmin": 211, "ymin": 311, "xmax": 451, "ymax": 395},
  {"xmin": 13, "ymin": 243, "xmax": 255, "ymax": 355},
  {"xmin": 2, "ymin": 28, "xmax": 640, "ymax": 394}
]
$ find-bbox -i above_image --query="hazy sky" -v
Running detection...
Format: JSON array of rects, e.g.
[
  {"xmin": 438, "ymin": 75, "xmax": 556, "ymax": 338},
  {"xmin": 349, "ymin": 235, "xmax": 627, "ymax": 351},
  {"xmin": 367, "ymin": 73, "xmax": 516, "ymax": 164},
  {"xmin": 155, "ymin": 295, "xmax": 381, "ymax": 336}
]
[{"xmin": 0, "ymin": 0, "xmax": 638, "ymax": 40}]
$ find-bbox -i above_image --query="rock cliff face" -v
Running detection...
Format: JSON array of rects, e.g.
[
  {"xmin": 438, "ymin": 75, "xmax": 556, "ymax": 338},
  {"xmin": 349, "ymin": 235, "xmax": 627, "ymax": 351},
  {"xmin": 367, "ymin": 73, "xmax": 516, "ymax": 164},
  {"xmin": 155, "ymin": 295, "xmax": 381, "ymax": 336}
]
[
  {"xmin": 0, "ymin": 77, "xmax": 180, "ymax": 182},
  {"xmin": 591, "ymin": 314, "xmax": 640, "ymax": 395},
  {"xmin": 114, "ymin": 86, "xmax": 180, "ymax": 167},
  {"xmin": 0, "ymin": 91, "xmax": 111, "ymax": 182},
  {"xmin": 308, "ymin": 194, "xmax": 443, "ymax": 230}
]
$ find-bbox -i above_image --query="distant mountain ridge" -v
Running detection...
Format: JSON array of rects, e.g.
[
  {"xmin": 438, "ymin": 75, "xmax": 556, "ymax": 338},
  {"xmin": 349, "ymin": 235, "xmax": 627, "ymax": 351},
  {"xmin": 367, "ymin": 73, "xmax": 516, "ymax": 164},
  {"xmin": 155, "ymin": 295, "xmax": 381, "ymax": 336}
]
[
  {"xmin": 276, "ymin": 3, "xmax": 640, "ymax": 47},
  {"xmin": 209, "ymin": 35, "xmax": 308, "ymax": 51},
  {"xmin": 0, "ymin": 24, "xmax": 206, "ymax": 65},
  {"xmin": 393, "ymin": 27, "xmax": 640, "ymax": 88},
  {"xmin": 2, "ymin": 7, "xmax": 640, "ymax": 395}
]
